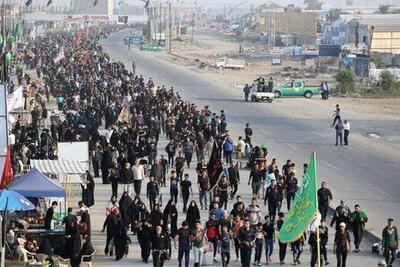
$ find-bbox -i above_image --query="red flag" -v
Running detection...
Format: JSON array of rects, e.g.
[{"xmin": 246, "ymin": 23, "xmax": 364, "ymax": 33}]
[
  {"xmin": 0, "ymin": 146, "xmax": 14, "ymax": 189},
  {"xmin": 207, "ymin": 141, "xmax": 224, "ymax": 191},
  {"xmin": 83, "ymin": 51, "xmax": 90, "ymax": 63},
  {"xmin": 74, "ymin": 31, "xmax": 82, "ymax": 46}
]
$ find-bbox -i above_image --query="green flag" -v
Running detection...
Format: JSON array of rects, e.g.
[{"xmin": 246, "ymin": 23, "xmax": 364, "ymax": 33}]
[
  {"xmin": 5, "ymin": 52, "xmax": 12, "ymax": 63},
  {"xmin": 118, "ymin": 0, "xmax": 124, "ymax": 6},
  {"xmin": 278, "ymin": 152, "xmax": 318, "ymax": 243},
  {"xmin": 6, "ymin": 32, "xmax": 14, "ymax": 44},
  {"xmin": 0, "ymin": 33, "xmax": 3, "ymax": 46},
  {"xmin": 16, "ymin": 23, "xmax": 24, "ymax": 38},
  {"xmin": 260, "ymin": 139, "xmax": 270, "ymax": 149}
]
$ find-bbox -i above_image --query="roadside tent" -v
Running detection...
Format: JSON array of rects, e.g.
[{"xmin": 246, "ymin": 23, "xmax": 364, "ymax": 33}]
[
  {"xmin": 30, "ymin": 159, "xmax": 86, "ymax": 175},
  {"xmin": 8, "ymin": 167, "xmax": 65, "ymax": 198}
]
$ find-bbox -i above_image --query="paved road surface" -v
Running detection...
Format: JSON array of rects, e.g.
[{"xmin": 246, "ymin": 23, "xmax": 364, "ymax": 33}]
[
  {"xmin": 83, "ymin": 30, "xmax": 400, "ymax": 266},
  {"xmin": 100, "ymin": 30, "xmax": 400, "ymax": 236}
]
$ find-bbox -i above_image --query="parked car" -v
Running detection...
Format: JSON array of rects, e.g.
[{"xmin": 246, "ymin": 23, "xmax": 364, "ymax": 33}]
[{"xmin": 274, "ymin": 80, "xmax": 320, "ymax": 98}]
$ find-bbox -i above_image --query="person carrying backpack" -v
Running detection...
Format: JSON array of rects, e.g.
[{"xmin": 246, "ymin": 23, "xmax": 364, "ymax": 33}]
[{"xmin": 205, "ymin": 213, "xmax": 220, "ymax": 263}]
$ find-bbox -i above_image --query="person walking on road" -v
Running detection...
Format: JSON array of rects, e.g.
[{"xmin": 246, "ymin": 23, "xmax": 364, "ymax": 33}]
[
  {"xmin": 175, "ymin": 221, "xmax": 192, "ymax": 267},
  {"xmin": 223, "ymin": 133, "xmax": 234, "ymax": 164},
  {"xmin": 334, "ymin": 222, "xmax": 351, "ymax": 267},
  {"xmin": 147, "ymin": 176, "xmax": 159, "ymax": 211},
  {"xmin": 349, "ymin": 204, "xmax": 368, "ymax": 252},
  {"xmin": 382, "ymin": 218, "xmax": 399, "ymax": 267},
  {"xmin": 192, "ymin": 221, "xmax": 206, "ymax": 267},
  {"xmin": 228, "ymin": 161, "xmax": 240, "ymax": 199},
  {"xmin": 277, "ymin": 212, "xmax": 287, "ymax": 265},
  {"xmin": 332, "ymin": 104, "xmax": 341, "ymax": 127},
  {"xmin": 343, "ymin": 119, "xmax": 350, "ymax": 145},
  {"xmin": 238, "ymin": 219, "xmax": 256, "ymax": 267},
  {"xmin": 180, "ymin": 173, "xmax": 193, "ymax": 212},
  {"xmin": 335, "ymin": 120, "xmax": 344, "ymax": 146},
  {"xmin": 243, "ymin": 84, "xmax": 251, "ymax": 102},
  {"xmin": 318, "ymin": 181, "xmax": 333, "ymax": 220},
  {"xmin": 197, "ymin": 170, "xmax": 210, "ymax": 210},
  {"xmin": 151, "ymin": 225, "xmax": 169, "ymax": 267},
  {"xmin": 244, "ymin": 123, "xmax": 253, "ymax": 147},
  {"xmin": 132, "ymin": 159, "xmax": 145, "ymax": 196}
]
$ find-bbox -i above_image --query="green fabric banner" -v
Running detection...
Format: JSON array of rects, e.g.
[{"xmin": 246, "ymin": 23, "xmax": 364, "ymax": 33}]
[
  {"xmin": 5, "ymin": 52, "xmax": 13, "ymax": 63},
  {"xmin": 278, "ymin": 152, "xmax": 318, "ymax": 243},
  {"xmin": 16, "ymin": 23, "xmax": 24, "ymax": 38}
]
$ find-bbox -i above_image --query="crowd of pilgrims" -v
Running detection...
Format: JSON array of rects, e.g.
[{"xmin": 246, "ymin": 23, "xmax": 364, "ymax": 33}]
[{"xmin": 6, "ymin": 24, "xmax": 388, "ymax": 267}]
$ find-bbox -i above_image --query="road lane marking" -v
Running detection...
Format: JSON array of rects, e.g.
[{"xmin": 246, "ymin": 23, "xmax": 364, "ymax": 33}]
[
  {"xmin": 366, "ymin": 183, "xmax": 392, "ymax": 199},
  {"xmin": 312, "ymin": 131, "xmax": 324, "ymax": 137},
  {"xmin": 259, "ymin": 129, "xmax": 271, "ymax": 135},
  {"xmin": 388, "ymin": 163, "xmax": 400, "ymax": 170},
  {"xmin": 286, "ymin": 143, "xmax": 298, "ymax": 150},
  {"xmin": 321, "ymin": 160, "xmax": 339, "ymax": 170},
  {"xmin": 349, "ymin": 147, "xmax": 361, "ymax": 153}
]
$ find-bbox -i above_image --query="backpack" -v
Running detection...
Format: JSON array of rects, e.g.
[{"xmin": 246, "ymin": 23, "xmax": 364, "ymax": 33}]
[{"xmin": 206, "ymin": 225, "xmax": 218, "ymax": 240}]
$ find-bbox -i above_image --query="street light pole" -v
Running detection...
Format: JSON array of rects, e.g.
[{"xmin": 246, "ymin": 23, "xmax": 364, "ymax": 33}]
[{"xmin": 1, "ymin": 0, "xmax": 8, "ymax": 84}]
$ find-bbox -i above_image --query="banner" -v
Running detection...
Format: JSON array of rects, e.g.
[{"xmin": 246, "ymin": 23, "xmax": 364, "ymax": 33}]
[
  {"xmin": 7, "ymin": 86, "xmax": 24, "ymax": 112},
  {"xmin": 278, "ymin": 152, "xmax": 318, "ymax": 243},
  {"xmin": 0, "ymin": 146, "xmax": 13, "ymax": 189},
  {"xmin": 117, "ymin": 97, "xmax": 129, "ymax": 123},
  {"xmin": 207, "ymin": 141, "xmax": 223, "ymax": 191}
]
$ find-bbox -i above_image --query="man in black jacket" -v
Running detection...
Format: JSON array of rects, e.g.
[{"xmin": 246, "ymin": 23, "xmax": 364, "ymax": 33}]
[
  {"xmin": 151, "ymin": 225, "xmax": 169, "ymax": 267},
  {"xmin": 147, "ymin": 176, "xmax": 159, "ymax": 211},
  {"xmin": 228, "ymin": 161, "xmax": 240, "ymax": 199},
  {"xmin": 317, "ymin": 182, "xmax": 333, "ymax": 220},
  {"xmin": 264, "ymin": 179, "xmax": 280, "ymax": 222}
]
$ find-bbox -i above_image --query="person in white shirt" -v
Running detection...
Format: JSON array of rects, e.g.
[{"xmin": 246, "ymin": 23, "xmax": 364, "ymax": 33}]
[
  {"xmin": 235, "ymin": 136, "xmax": 246, "ymax": 158},
  {"xmin": 132, "ymin": 159, "xmax": 145, "ymax": 196},
  {"xmin": 343, "ymin": 119, "xmax": 350, "ymax": 145}
]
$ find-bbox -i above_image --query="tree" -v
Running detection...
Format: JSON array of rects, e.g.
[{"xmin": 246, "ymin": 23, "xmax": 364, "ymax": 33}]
[
  {"xmin": 380, "ymin": 70, "xmax": 397, "ymax": 91},
  {"xmin": 304, "ymin": 0, "xmax": 322, "ymax": 10},
  {"xmin": 326, "ymin": 8, "xmax": 342, "ymax": 22},
  {"xmin": 336, "ymin": 69, "xmax": 356, "ymax": 95},
  {"xmin": 370, "ymin": 54, "xmax": 383, "ymax": 68},
  {"xmin": 378, "ymin": 4, "xmax": 390, "ymax": 14}
]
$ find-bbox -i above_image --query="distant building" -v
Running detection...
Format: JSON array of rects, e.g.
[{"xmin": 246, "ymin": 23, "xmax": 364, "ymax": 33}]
[
  {"xmin": 73, "ymin": 0, "xmax": 114, "ymax": 15},
  {"xmin": 321, "ymin": 14, "xmax": 400, "ymax": 54},
  {"xmin": 256, "ymin": 6, "xmax": 318, "ymax": 45}
]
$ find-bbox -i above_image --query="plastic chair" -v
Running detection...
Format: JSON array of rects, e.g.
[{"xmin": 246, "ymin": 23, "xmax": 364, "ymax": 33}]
[
  {"xmin": 80, "ymin": 250, "xmax": 96, "ymax": 267},
  {"xmin": 51, "ymin": 255, "xmax": 70, "ymax": 267}
]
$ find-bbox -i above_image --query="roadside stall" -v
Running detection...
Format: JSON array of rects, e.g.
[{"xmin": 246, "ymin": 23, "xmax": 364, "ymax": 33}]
[
  {"xmin": 7, "ymin": 168, "xmax": 67, "ymax": 259},
  {"xmin": 29, "ymin": 159, "xmax": 86, "ymax": 209}
]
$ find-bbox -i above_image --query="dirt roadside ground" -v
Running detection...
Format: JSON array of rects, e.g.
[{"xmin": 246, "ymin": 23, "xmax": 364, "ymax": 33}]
[{"xmin": 160, "ymin": 34, "xmax": 400, "ymax": 118}]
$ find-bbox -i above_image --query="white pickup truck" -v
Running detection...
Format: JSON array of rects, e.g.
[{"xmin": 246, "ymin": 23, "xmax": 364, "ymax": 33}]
[
  {"xmin": 250, "ymin": 83, "xmax": 274, "ymax": 103},
  {"xmin": 216, "ymin": 57, "xmax": 246, "ymax": 69}
]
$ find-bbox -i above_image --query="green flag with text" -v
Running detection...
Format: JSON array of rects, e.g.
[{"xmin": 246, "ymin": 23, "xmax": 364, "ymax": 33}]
[{"xmin": 278, "ymin": 152, "xmax": 318, "ymax": 243}]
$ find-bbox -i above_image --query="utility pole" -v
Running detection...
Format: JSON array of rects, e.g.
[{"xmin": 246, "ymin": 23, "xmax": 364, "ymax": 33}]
[
  {"xmin": 178, "ymin": 0, "xmax": 183, "ymax": 38},
  {"xmin": 168, "ymin": 1, "xmax": 172, "ymax": 53},
  {"xmin": 154, "ymin": 5, "xmax": 157, "ymax": 45},
  {"xmin": 159, "ymin": 0, "xmax": 162, "ymax": 46},
  {"xmin": 191, "ymin": 1, "xmax": 196, "ymax": 42}
]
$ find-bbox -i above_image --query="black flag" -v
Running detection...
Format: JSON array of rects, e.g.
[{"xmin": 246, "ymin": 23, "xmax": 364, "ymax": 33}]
[
  {"xmin": 47, "ymin": 0, "xmax": 52, "ymax": 6},
  {"xmin": 25, "ymin": 0, "xmax": 32, "ymax": 6},
  {"xmin": 93, "ymin": 0, "xmax": 98, "ymax": 6},
  {"xmin": 207, "ymin": 141, "xmax": 224, "ymax": 191}
]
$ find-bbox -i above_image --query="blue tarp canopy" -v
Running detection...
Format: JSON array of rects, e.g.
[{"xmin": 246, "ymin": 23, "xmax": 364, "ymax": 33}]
[{"xmin": 8, "ymin": 167, "xmax": 66, "ymax": 198}]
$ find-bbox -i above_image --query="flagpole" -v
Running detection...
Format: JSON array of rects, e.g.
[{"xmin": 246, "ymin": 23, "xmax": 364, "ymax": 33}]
[{"xmin": 314, "ymin": 152, "xmax": 321, "ymax": 267}]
